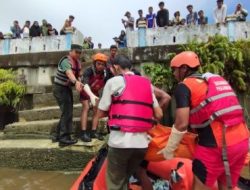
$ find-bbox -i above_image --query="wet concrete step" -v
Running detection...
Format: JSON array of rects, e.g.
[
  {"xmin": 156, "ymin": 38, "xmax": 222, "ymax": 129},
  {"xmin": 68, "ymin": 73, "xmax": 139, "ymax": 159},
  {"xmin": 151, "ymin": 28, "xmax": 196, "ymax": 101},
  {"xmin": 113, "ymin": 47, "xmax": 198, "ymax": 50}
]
[
  {"xmin": 33, "ymin": 90, "xmax": 80, "ymax": 108},
  {"xmin": 19, "ymin": 103, "xmax": 83, "ymax": 122},
  {"xmin": 3, "ymin": 117, "xmax": 108, "ymax": 140},
  {"xmin": 4, "ymin": 118, "xmax": 80, "ymax": 139},
  {"xmin": 0, "ymin": 139, "xmax": 105, "ymax": 170}
]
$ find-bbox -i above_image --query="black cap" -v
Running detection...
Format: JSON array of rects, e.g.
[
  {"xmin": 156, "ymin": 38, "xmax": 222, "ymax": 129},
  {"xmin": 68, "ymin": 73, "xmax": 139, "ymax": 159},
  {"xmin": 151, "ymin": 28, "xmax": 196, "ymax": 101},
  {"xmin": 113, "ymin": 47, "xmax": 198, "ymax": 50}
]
[
  {"xmin": 187, "ymin": 4, "xmax": 193, "ymax": 8},
  {"xmin": 71, "ymin": 44, "xmax": 82, "ymax": 51},
  {"xmin": 217, "ymin": 0, "xmax": 223, "ymax": 2}
]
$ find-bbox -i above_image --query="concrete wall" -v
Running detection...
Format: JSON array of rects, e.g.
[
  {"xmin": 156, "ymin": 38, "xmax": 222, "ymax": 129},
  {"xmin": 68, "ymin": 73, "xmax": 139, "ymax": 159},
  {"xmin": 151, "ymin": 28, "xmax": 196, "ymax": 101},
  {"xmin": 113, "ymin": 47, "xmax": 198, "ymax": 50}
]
[
  {"xmin": 0, "ymin": 47, "xmax": 130, "ymax": 86},
  {"xmin": 127, "ymin": 22, "xmax": 250, "ymax": 47},
  {"xmin": 0, "ymin": 30, "xmax": 84, "ymax": 55}
]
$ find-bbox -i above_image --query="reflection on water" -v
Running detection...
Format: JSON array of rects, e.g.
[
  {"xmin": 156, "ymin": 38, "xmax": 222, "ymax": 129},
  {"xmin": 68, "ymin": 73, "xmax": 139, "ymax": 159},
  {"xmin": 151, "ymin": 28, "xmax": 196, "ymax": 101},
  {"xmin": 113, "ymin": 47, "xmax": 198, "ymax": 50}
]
[{"xmin": 0, "ymin": 167, "xmax": 79, "ymax": 190}]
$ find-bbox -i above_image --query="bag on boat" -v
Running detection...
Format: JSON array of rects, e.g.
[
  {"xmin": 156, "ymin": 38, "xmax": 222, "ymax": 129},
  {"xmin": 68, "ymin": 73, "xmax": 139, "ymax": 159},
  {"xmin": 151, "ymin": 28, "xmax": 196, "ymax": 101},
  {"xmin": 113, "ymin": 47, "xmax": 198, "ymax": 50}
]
[{"xmin": 145, "ymin": 124, "xmax": 197, "ymax": 161}]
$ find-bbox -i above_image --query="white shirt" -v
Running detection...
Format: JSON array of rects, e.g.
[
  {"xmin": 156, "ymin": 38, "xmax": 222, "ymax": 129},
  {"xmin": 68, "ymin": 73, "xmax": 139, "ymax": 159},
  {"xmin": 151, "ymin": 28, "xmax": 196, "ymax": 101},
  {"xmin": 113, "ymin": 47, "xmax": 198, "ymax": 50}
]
[
  {"xmin": 214, "ymin": 4, "xmax": 227, "ymax": 23},
  {"xmin": 23, "ymin": 26, "xmax": 30, "ymax": 38},
  {"xmin": 98, "ymin": 71, "xmax": 159, "ymax": 148}
]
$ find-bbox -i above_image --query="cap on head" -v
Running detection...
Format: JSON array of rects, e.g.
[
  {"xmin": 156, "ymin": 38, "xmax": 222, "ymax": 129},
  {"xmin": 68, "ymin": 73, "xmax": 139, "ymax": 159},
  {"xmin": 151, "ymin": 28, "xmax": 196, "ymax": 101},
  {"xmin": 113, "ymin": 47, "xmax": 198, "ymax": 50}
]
[
  {"xmin": 124, "ymin": 11, "xmax": 130, "ymax": 16},
  {"xmin": 93, "ymin": 53, "xmax": 108, "ymax": 62},
  {"xmin": 217, "ymin": 0, "xmax": 223, "ymax": 3},
  {"xmin": 71, "ymin": 44, "xmax": 82, "ymax": 51},
  {"xmin": 170, "ymin": 51, "xmax": 200, "ymax": 68},
  {"xmin": 187, "ymin": 4, "xmax": 193, "ymax": 8}
]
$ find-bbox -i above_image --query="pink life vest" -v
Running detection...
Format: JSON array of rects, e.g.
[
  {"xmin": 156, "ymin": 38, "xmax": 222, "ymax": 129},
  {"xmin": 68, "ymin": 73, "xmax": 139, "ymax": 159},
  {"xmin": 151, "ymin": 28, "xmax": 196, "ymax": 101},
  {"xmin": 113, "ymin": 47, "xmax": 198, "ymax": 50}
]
[
  {"xmin": 189, "ymin": 73, "xmax": 244, "ymax": 128},
  {"xmin": 108, "ymin": 74, "xmax": 154, "ymax": 132}
]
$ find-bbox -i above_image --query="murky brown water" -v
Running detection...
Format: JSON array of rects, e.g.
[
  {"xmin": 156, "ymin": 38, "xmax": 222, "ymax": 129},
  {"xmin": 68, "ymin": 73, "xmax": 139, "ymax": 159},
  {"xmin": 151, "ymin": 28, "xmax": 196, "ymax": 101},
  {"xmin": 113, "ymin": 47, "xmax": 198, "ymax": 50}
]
[{"xmin": 0, "ymin": 168, "xmax": 79, "ymax": 190}]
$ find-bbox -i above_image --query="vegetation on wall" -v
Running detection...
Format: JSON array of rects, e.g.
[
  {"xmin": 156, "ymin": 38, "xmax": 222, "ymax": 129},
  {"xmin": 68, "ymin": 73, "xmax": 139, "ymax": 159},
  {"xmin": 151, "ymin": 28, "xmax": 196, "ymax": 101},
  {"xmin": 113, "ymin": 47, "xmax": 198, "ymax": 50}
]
[
  {"xmin": 0, "ymin": 69, "xmax": 26, "ymax": 109},
  {"xmin": 181, "ymin": 35, "xmax": 249, "ymax": 92},
  {"xmin": 143, "ymin": 35, "xmax": 250, "ymax": 93},
  {"xmin": 143, "ymin": 53, "xmax": 176, "ymax": 93}
]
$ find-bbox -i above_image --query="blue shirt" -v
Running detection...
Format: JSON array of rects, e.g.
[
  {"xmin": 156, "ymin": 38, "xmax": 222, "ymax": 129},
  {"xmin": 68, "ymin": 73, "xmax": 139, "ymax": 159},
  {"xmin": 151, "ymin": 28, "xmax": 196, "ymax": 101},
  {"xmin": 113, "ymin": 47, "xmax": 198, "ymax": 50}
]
[
  {"xmin": 146, "ymin": 13, "xmax": 156, "ymax": 28},
  {"xmin": 198, "ymin": 17, "xmax": 208, "ymax": 25},
  {"xmin": 186, "ymin": 12, "xmax": 198, "ymax": 25}
]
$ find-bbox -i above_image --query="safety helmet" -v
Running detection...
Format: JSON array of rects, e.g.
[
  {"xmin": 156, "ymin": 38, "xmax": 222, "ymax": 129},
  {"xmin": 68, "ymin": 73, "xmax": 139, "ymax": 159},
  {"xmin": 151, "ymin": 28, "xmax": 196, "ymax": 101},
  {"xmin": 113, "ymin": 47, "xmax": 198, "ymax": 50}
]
[
  {"xmin": 93, "ymin": 53, "xmax": 108, "ymax": 62},
  {"xmin": 170, "ymin": 51, "xmax": 200, "ymax": 68}
]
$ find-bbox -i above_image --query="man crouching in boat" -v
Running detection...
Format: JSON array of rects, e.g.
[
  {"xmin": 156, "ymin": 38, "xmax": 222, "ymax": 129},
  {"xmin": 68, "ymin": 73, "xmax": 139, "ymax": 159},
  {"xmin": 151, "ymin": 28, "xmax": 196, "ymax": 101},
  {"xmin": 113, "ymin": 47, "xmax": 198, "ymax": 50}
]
[
  {"xmin": 158, "ymin": 51, "xmax": 249, "ymax": 190},
  {"xmin": 97, "ymin": 55, "xmax": 163, "ymax": 190}
]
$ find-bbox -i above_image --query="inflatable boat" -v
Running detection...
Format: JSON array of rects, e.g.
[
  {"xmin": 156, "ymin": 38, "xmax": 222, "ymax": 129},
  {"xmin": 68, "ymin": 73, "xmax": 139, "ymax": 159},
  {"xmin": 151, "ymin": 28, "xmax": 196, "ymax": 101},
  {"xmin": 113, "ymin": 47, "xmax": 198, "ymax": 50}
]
[{"xmin": 71, "ymin": 124, "xmax": 249, "ymax": 190}]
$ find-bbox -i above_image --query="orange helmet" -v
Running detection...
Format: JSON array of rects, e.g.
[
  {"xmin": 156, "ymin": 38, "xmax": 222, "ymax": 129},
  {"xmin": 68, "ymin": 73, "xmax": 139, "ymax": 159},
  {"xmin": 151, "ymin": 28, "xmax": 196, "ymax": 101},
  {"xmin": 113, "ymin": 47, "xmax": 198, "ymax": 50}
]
[
  {"xmin": 93, "ymin": 53, "xmax": 108, "ymax": 62},
  {"xmin": 170, "ymin": 51, "xmax": 200, "ymax": 68}
]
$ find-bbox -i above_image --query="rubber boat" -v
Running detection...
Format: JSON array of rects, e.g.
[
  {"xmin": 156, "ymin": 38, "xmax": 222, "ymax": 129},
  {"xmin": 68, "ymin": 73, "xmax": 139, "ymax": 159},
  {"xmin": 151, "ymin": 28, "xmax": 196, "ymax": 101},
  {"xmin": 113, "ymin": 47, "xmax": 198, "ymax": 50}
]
[{"xmin": 71, "ymin": 124, "xmax": 249, "ymax": 190}]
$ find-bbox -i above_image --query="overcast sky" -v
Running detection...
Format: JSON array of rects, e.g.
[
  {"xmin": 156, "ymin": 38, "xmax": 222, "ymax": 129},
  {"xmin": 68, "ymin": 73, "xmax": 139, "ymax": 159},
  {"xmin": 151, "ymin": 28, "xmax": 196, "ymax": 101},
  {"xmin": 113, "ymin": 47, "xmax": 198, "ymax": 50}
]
[{"xmin": 0, "ymin": 0, "xmax": 249, "ymax": 48}]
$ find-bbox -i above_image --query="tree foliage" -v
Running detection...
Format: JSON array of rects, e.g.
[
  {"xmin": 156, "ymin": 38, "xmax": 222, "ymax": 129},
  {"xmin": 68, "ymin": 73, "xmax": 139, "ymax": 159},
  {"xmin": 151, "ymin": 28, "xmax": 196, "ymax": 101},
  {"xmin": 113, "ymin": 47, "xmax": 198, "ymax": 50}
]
[
  {"xmin": 181, "ymin": 35, "xmax": 249, "ymax": 92},
  {"xmin": 0, "ymin": 69, "xmax": 26, "ymax": 108},
  {"xmin": 143, "ymin": 35, "xmax": 250, "ymax": 93}
]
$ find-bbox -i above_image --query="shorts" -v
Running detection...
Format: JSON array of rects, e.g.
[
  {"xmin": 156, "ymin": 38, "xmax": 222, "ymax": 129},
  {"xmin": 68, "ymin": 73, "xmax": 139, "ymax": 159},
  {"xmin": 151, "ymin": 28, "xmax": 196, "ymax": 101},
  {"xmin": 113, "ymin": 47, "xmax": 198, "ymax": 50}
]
[
  {"xmin": 192, "ymin": 139, "xmax": 249, "ymax": 188},
  {"xmin": 80, "ymin": 90, "xmax": 99, "ymax": 101}
]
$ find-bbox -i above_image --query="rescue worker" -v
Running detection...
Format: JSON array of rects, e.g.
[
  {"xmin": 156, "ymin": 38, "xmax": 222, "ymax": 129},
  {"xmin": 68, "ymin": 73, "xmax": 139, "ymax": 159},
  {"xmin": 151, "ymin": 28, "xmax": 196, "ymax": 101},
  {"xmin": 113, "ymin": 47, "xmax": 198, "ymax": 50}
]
[
  {"xmin": 158, "ymin": 51, "xmax": 249, "ymax": 190},
  {"xmin": 97, "ymin": 55, "xmax": 163, "ymax": 190},
  {"xmin": 53, "ymin": 44, "xmax": 98, "ymax": 147},
  {"xmin": 79, "ymin": 53, "xmax": 108, "ymax": 142}
]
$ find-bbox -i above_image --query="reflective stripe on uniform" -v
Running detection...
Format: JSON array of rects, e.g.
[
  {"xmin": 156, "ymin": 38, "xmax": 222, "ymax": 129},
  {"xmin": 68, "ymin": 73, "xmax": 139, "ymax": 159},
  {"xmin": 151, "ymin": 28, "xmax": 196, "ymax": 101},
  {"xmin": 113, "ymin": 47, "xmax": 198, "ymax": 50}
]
[
  {"xmin": 190, "ymin": 92, "xmax": 237, "ymax": 114},
  {"xmin": 190, "ymin": 105, "xmax": 243, "ymax": 128}
]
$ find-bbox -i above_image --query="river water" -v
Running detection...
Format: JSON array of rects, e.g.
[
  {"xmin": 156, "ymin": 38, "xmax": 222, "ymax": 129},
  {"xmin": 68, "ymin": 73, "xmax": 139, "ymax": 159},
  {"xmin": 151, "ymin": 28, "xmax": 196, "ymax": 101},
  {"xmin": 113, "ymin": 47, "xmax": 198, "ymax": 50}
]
[{"xmin": 0, "ymin": 168, "xmax": 79, "ymax": 190}]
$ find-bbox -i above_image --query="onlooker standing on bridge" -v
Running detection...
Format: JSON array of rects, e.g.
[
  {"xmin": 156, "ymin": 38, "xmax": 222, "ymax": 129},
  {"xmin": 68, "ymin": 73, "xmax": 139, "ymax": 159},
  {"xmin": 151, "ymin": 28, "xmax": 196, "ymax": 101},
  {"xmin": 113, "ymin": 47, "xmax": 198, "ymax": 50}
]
[
  {"xmin": 88, "ymin": 37, "xmax": 94, "ymax": 49},
  {"xmin": 136, "ymin": 10, "xmax": 147, "ymax": 29},
  {"xmin": 40, "ymin": 19, "xmax": 48, "ymax": 36},
  {"xmin": 98, "ymin": 43, "xmax": 102, "ymax": 49},
  {"xmin": 113, "ymin": 30, "xmax": 127, "ymax": 48},
  {"xmin": 156, "ymin": 1, "xmax": 169, "ymax": 28},
  {"xmin": 22, "ymin": 20, "xmax": 30, "ymax": 38},
  {"xmin": 10, "ymin": 20, "xmax": 22, "ymax": 39},
  {"xmin": 213, "ymin": 0, "xmax": 227, "ymax": 26},
  {"xmin": 198, "ymin": 10, "xmax": 208, "ymax": 25},
  {"xmin": 122, "ymin": 11, "xmax": 134, "ymax": 31},
  {"xmin": 60, "ymin": 15, "xmax": 75, "ymax": 35},
  {"xmin": 172, "ymin": 11, "xmax": 183, "ymax": 26},
  {"xmin": 146, "ymin": 6, "xmax": 156, "ymax": 28},
  {"xmin": 0, "ymin": 32, "xmax": 4, "ymax": 40},
  {"xmin": 47, "ymin": 23, "xmax": 58, "ymax": 36},
  {"xmin": 234, "ymin": 3, "xmax": 248, "ymax": 21},
  {"xmin": 186, "ymin": 4, "xmax": 198, "ymax": 25},
  {"xmin": 29, "ymin": 21, "xmax": 41, "ymax": 37}
]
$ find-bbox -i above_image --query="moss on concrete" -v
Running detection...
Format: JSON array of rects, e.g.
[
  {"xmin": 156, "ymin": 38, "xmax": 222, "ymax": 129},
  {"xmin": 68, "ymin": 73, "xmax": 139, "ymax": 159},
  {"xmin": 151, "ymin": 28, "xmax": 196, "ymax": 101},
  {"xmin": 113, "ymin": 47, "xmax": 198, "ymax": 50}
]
[{"xmin": 0, "ymin": 139, "xmax": 104, "ymax": 170}]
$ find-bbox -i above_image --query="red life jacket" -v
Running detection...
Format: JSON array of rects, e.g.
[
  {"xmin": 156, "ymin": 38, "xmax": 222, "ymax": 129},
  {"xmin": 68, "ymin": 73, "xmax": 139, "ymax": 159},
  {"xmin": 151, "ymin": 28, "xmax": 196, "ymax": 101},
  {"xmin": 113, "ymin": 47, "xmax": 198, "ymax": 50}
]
[
  {"xmin": 108, "ymin": 74, "xmax": 154, "ymax": 132},
  {"xmin": 89, "ymin": 67, "xmax": 105, "ymax": 94},
  {"xmin": 188, "ymin": 73, "xmax": 244, "ymax": 128},
  {"xmin": 67, "ymin": 55, "xmax": 81, "ymax": 79},
  {"xmin": 54, "ymin": 55, "xmax": 81, "ymax": 86}
]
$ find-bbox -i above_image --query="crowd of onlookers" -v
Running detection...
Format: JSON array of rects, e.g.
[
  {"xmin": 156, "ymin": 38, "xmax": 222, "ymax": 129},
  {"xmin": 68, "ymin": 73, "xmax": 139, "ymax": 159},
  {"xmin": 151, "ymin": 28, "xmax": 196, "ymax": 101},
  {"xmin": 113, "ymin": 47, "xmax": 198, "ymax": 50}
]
[
  {"xmin": 0, "ymin": 15, "xmax": 76, "ymax": 39},
  {"xmin": 0, "ymin": 1, "xmax": 249, "ymax": 48},
  {"xmin": 113, "ymin": 0, "xmax": 249, "ymax": 48},
  {"xmin": 0, "ymin": 15, "xmax": 98, "ymax": 49},
  {"xmin": 122, "ymin": 0, "xmax": 248, "ymax": 30}
]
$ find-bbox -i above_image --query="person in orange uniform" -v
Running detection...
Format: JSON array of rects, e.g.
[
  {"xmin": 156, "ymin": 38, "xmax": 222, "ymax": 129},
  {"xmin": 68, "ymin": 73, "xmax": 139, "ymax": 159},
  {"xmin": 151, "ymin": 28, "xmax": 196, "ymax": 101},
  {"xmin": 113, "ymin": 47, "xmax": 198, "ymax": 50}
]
[
  {"xmin": 158, "ymin": 51, "xmax": 249, "ymax": 190},
  {"xmin": 79, "ymin": 53, "xmax": 108, "ymax": 142}
]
